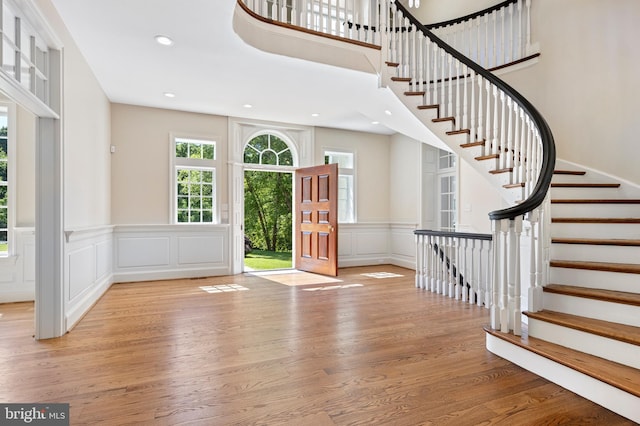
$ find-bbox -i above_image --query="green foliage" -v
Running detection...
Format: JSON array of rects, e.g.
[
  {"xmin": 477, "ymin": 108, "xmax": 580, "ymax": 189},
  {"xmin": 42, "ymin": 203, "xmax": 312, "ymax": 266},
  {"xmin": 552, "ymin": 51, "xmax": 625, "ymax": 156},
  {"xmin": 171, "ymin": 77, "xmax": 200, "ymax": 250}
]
[
  {"xmin": 244, "ymin": 170, "xmax": 292, "ymax": 252},
  {"xmin": 244, "ymin": 249, "xmax": 292, "ymax": 270}
]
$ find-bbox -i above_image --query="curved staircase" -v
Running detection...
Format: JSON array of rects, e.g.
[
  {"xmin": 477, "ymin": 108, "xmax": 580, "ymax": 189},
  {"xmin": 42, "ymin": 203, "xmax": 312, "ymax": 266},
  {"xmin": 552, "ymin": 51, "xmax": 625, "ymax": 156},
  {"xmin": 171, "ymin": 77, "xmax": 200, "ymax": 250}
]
[{"xmin": 488, "ymin": 164, "xmax": 640, "ymax": 422}]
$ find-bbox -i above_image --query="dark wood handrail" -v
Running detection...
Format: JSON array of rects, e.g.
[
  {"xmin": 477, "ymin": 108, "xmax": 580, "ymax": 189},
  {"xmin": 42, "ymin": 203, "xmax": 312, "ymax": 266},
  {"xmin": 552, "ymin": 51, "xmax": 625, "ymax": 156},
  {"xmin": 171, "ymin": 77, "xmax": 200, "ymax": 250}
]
[
  {"xmin": 424, "ymin": 0, "xmax": 519, "ymax": 30},
  {"xmin": 395, "ymin": 1, "xmax": 555, "ymax": 221},
  {"xmin": 414, "ymin": 229, "xmax": 492, "ymax": 241}
]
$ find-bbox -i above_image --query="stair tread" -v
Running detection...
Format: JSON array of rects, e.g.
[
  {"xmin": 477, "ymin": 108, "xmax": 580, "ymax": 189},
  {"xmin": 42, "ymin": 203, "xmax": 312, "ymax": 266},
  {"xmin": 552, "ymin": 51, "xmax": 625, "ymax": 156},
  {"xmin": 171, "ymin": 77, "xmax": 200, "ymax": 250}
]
[
  {"xmin": 484, "ymin": 325, "xmax": 640, "ymax": 398},
  {"xmin": 417, "ymin": 104, "xmax": 439, "ymax": 110},
  {"xmin": 552, "ymin": 237, "xmax": 640, "ymax": 246},
  {"xmin": 489, "ymin": 168, "xmax": 513, "ymax": 174},
  {"xmin": 391, "ymin": 76, "xmax": 412, "ymax": 82},
  {"xmin": 404, "ymin": 91, "xmax": 425, "ymax": 96},
  {"xmin": 475, "ymin": 154, "xmax": 499, "ymax": 161},
  {"xmin": 552, "ymin": 198, "xmax": 640, "ymax": 204},
  {"xmin": 551, "ymin": 183, "xmax": 621, "ymax": 188},
  {"xmin": 460, "ymin": 140, "xmax": 485, "ymax": 148},
  {"xmin": 544, "ymin": 284, "xmax": 640, "ymax": 307},
  {"xmin": 433, "ymin": 116, "xmax": 454, "ymax": 123},
  {"xmin": 504, "ymin": 183, "xmax": 525, "ymax": 188},
  {"xmin": 385, "ymin": 61, "xmax": 399, "ymax": 67},
  {"xmin": 552, "ymin": 217, "xmax": 640, "ymax": 224},
  {"xmin": 553, "ymin": 170, "xmax": 587, "ymax": 175},
  {"xmin": 550, "ymin": 259, "xmax": 640, "ymax": 274},
  {"xmin": 446, "ymin": 129, "xmax": 470, "ymax": 136},
  {"xmin": 524, "ymin": 310, "xmax": 640, "ymax": 346}
]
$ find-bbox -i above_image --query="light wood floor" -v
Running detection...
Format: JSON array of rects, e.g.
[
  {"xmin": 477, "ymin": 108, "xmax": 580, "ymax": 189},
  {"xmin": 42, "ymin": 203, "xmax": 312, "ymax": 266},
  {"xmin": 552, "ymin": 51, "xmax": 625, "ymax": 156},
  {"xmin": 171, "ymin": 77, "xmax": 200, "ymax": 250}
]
[{"xmin": 0, "ymin": 265, "xmax": 633, "ymax": 425}]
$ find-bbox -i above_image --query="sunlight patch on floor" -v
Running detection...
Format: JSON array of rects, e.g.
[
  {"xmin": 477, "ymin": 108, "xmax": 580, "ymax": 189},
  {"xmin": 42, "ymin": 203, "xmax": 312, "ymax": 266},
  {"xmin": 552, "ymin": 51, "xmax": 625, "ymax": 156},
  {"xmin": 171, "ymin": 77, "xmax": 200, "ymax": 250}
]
[
  {"xmin": 361, "ymin": 272, "xmax": 405, "ymax": 279},
  {"xmin": 199, "ymin": 284, "xmax": 249, "ymax": 294},
  {"xmin": 249, "ymin": 270, "xmax": 343, "ymax": 286}
]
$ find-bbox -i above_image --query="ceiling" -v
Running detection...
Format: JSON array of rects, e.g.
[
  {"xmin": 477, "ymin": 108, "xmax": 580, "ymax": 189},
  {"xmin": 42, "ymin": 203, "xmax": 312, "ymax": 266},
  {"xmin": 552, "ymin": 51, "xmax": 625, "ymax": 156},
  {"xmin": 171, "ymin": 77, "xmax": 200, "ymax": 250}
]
[{"xmin": 49, "ymin": 0, "xmax": 438, "ymax": 140}]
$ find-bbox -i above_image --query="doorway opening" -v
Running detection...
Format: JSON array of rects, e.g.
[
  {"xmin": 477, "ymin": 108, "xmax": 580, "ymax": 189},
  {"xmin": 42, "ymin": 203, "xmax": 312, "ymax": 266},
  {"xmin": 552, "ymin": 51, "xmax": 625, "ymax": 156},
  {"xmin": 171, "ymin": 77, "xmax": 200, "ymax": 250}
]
[{"xmin": 243, "ymin": 169, "xmax": 293, "ymax": 271}]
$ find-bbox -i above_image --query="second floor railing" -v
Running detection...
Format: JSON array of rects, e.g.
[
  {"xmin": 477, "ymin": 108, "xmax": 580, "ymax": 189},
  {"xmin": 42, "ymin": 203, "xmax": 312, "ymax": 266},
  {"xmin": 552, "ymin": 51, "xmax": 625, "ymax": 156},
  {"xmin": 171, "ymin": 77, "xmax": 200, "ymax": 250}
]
[{"xmin": 426, "ymin": 0, "xmax": 534, "ymax": 70}]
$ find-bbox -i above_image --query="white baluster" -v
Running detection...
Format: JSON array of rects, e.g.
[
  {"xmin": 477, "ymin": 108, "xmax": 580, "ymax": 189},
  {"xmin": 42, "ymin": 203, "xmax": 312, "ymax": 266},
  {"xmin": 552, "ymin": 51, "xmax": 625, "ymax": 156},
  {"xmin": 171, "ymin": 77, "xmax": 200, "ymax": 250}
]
[
  {"xmin": 424, "ymin": 36, "xmax": 431, "ymax": 104},
  {"xmin": 415, "ymin": 234, "xmax": 422, "ymax": 288},
  {"xmin": 508, "ymin": 3, "xmax": 514, "ymax": 62},
  {"xmin": 455, "ymin": 60, "xmax": 462, "ymax": 130},
  {"xmin": 476, "ymin": 75, "xmax": 484, "ymax": 149},
  {"xmin": 512, "ymin": 104, "xmax": 521, "ymax": 184},
  {"xmin": 477, "ymin": 240, "xmax": 484, "ymax": 306},
  {"xmin": 417, "ymin": 31, "xmax": 424, "ymax": 93},
  {"xmin": 463, "ymin": 65, "xmax": 469, "ymax": 132},
  {"xmin": 500, "ymin": 219, "xmax": 509, "ymax": 333},
  {"xmin": 469, "ymin": 70, "xmax": 476, "ymax": 142},
  {"xmin": 485, "ymin": 239, "xmax": 493, "ymax": 309},
  {"xmin": 483, "ymin": 14, "xmax": 489, "ymax": 68},
  {"xmin": 492, "ymin": 85, "xmax": 499, "ymax": 157},
  {"xmin": 447, "ymin": 55, "xmax": 453, "ymax": 119},
  {"xmin": 490, "ymin": 220, "xmax": 501, "ymax": 330},
  {"xmin": 454, "ymin": 237, "xmax": 461, "ymax": 299},
  {"xmin": 461, "ymin": 239, "xmax": 468, "ymax": 302},
  {"xmin": 411, "ymin": 24, "xmax": 417, "ymax": 84},
  {"xmin": 506, "ymin": 97, "xmax": 514, "ymax": 173},
  {"xmin": 469, "ymin": 239, "xmax": 476, "ymax": 304},
  {"xmin": 500, "ymin": 7, "xmax": 506, "ymax": 65},
  {"xmin": 509, "ymin": 217, "xmax": 523, "ymax": 336},
  {"xmin": 491, "ymin": 10, "xmax": 497, "ymax": 68},
  {"xmin": 448, "ymin": 236, "xmax": 455, "ymax": 297},
  {"xmin": 499, "ymin": 90, "xmax": 506, "ymax": 170}
]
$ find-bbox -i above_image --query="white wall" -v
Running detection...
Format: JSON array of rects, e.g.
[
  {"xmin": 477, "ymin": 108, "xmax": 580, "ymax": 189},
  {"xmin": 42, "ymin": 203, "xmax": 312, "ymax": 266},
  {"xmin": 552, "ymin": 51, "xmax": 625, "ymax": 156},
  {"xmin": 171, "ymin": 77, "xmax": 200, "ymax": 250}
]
[
  {"xmin": 389, "ymin": 133, "xmax": 421, "ymax": 224},
  {"xmin": 110, "ymin": 104, "xmax": 229, "ymax": 225},
  {"xmin": 315, "ymin": 127, "xmax": 390, "ymax": 222},
  {"xmin": 501, "ymin": 0, "xmax": 640, "ymax": 186}
]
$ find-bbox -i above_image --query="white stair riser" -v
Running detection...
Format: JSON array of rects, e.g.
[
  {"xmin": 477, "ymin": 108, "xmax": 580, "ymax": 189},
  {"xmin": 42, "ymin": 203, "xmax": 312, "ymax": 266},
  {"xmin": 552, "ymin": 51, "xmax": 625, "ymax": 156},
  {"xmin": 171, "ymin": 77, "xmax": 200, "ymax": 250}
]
[
  {"xmin": 542, "ymin": 292, "xmax": 640, "ymax": 327},
  {"xmin": 549, "ymin": 267, "xmax": 638, "ymax": 293},
  {"xmin": 551, "ymin": 222, "xmax": 640, "ymax": 239},
  {"xmin": 486, "ymin": 334, "xmax": 640, "ymax": 423},
  {"xmin": 551, "ymin": 243, "xmax": 640, "ymax": 264},
  {"xmin": 527, "ymin": 318, "xmax": 640, "ymax": 369},
  {"xmin": 551, "ymin": 187, "xmax": 622, "ymax": 199},
  {"xmin": 551, "ymin": 203, "xmax": 640, "ymax": 218}
]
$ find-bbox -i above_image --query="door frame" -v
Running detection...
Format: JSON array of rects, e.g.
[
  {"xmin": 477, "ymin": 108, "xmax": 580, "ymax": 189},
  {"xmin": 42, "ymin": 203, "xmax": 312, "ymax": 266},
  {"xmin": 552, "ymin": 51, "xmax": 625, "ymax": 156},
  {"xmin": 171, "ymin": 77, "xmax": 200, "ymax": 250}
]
[{"xmin": 228, "ymin": 119, "xmax": 314, "ymax": 275}]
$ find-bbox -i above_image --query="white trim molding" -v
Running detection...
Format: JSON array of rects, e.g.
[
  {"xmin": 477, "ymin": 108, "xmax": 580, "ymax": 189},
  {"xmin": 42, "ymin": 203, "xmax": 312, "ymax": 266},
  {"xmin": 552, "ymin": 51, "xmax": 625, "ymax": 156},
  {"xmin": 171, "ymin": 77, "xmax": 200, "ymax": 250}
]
[{"xmin": 113, "ymin": 224, "xmax": 231, "ymax": 283}]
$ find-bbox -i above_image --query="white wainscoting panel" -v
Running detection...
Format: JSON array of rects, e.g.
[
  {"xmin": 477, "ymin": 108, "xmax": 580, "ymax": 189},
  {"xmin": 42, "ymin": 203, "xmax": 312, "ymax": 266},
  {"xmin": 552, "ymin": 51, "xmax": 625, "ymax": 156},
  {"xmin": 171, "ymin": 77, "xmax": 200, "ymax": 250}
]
[
  {"xmin": 338, "ymin": 223, "xmax": 417, "ymax": 269},
  {"xmin": 178, "ymin": 235, "xmax": 225, "ymax": 265},
  {"xmin": 113, "ymin": 224, "xmax": 230, "ymax": 282},
  {"xmin": 117, "ymin": 237, "xmax": 170, "ymax": 268},
  {"xmin": 64, "ymin": 226, "xmax": 114, "ymax": 330},
  {"xmin": 0, "ymin": 228, "xmax": 36, "ymax": 303},
  {"xmin": 389, "ymin": 223, "xmax": 418, "ymax": 269}
]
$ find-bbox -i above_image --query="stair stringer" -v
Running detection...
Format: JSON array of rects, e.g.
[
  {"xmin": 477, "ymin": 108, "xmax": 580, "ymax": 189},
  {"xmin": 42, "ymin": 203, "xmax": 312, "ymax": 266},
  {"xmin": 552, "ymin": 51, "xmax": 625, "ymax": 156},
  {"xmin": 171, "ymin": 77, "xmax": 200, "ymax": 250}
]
[
  {"xmin": 379, "ymin": 68, "xmax": 525, "ymax": 207},
  {"xmin": 487, "ymin": 333, "xmax": 640, "ymax": 423}
]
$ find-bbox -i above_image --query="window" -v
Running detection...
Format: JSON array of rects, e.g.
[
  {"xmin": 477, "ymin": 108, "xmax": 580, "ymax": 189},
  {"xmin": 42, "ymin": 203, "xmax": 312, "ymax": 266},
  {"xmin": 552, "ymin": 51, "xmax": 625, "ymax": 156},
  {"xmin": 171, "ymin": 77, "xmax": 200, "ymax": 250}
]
[
  {"xmin": 0, "ymin": 107, "xmax": 7, "ymax": 253},
  {"xmin": 172, "ymin": 137, "xmax": 216, "ymax": 224},
  {"xmin": 244, "ymin": 134, "xmax": 293, "ymax": 166},
  {"xmin": 438, "ymin": 150, "xmax": 457, "ymax": 232},
  {"xmin": 324, "ymin": 150, "xmax": 355, "ymax": 223}
]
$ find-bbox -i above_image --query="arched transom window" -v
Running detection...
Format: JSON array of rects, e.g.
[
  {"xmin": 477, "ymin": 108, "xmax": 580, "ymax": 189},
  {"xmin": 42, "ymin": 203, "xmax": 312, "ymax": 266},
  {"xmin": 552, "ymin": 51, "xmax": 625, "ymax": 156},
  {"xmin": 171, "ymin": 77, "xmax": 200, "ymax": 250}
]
[{"xmin": 244, "ymin": 134, "xmax": 293, "ymax": 166}]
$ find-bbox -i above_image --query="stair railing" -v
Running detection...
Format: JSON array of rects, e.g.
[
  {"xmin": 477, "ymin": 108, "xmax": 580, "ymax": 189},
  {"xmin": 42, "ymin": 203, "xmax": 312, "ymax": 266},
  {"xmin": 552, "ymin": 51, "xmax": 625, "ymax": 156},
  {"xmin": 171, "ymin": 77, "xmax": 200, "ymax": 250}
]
[
  {"xmin": 386, "ymin": 0, "xmax": 554, "ymax": 335},
  {"xmin": 425, "ymin": 0, "xmax": 534, "ymax": 70},
  {"xmin": 237, "ymin": 0, "xmax": 555, "ymax": 336},
  {"xmin": 414, "ymin": 230, "xmax": 493, "ymax": 306}
]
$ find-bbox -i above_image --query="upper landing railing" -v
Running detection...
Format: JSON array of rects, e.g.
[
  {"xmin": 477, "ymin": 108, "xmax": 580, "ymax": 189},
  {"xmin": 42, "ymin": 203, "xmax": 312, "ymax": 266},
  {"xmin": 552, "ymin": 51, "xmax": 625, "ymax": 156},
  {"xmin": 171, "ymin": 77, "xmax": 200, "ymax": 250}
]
[
  {"xmin": 240, "ymin": 0, "xmax": 534, "ymax": 70},
  {"xmin": 239, "ymin": 0, "xmax": 556, "ymax": 336}
]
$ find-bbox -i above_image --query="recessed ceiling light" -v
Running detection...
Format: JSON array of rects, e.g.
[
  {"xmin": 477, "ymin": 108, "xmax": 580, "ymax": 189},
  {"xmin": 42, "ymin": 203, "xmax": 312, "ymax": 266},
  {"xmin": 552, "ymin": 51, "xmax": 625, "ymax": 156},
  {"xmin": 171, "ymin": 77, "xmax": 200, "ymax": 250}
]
[
  {"xmin": 155, "ymin": 35, "xmax": 174, "ymax": 46},
  {"xmin": 311, "ymin": 113, "xmax": 319, "ymax": 117},
  {"xmin": 384, "ymin": 110, "xmax": 392, "ymax": 116},
  {"xmin": 371, "ymin": 121, "xmax": 380, "ymax": 125},
  {"xmin": 243, "ymin": 104, "xmax": 253, "ymax": 108},
  {"xmin": 164, "ymin": 92, "xmax": 175, "ymax": 98}
]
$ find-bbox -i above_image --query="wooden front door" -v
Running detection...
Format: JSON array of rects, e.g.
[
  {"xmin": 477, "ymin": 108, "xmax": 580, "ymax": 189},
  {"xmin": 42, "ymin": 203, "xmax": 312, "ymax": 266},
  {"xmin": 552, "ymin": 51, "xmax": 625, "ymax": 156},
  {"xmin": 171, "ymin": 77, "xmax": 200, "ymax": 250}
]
[{"xmin": 295, "ymin": 163, "xmax": 338, "ymax": 276}]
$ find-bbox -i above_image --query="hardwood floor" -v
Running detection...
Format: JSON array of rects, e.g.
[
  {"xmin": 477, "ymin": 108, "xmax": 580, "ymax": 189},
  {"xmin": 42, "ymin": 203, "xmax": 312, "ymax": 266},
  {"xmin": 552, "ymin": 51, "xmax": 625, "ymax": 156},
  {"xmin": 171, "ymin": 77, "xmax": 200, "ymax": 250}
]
[{"xmin": 0, "ymin": 265, "xmax": 633, "ymax": 425}]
